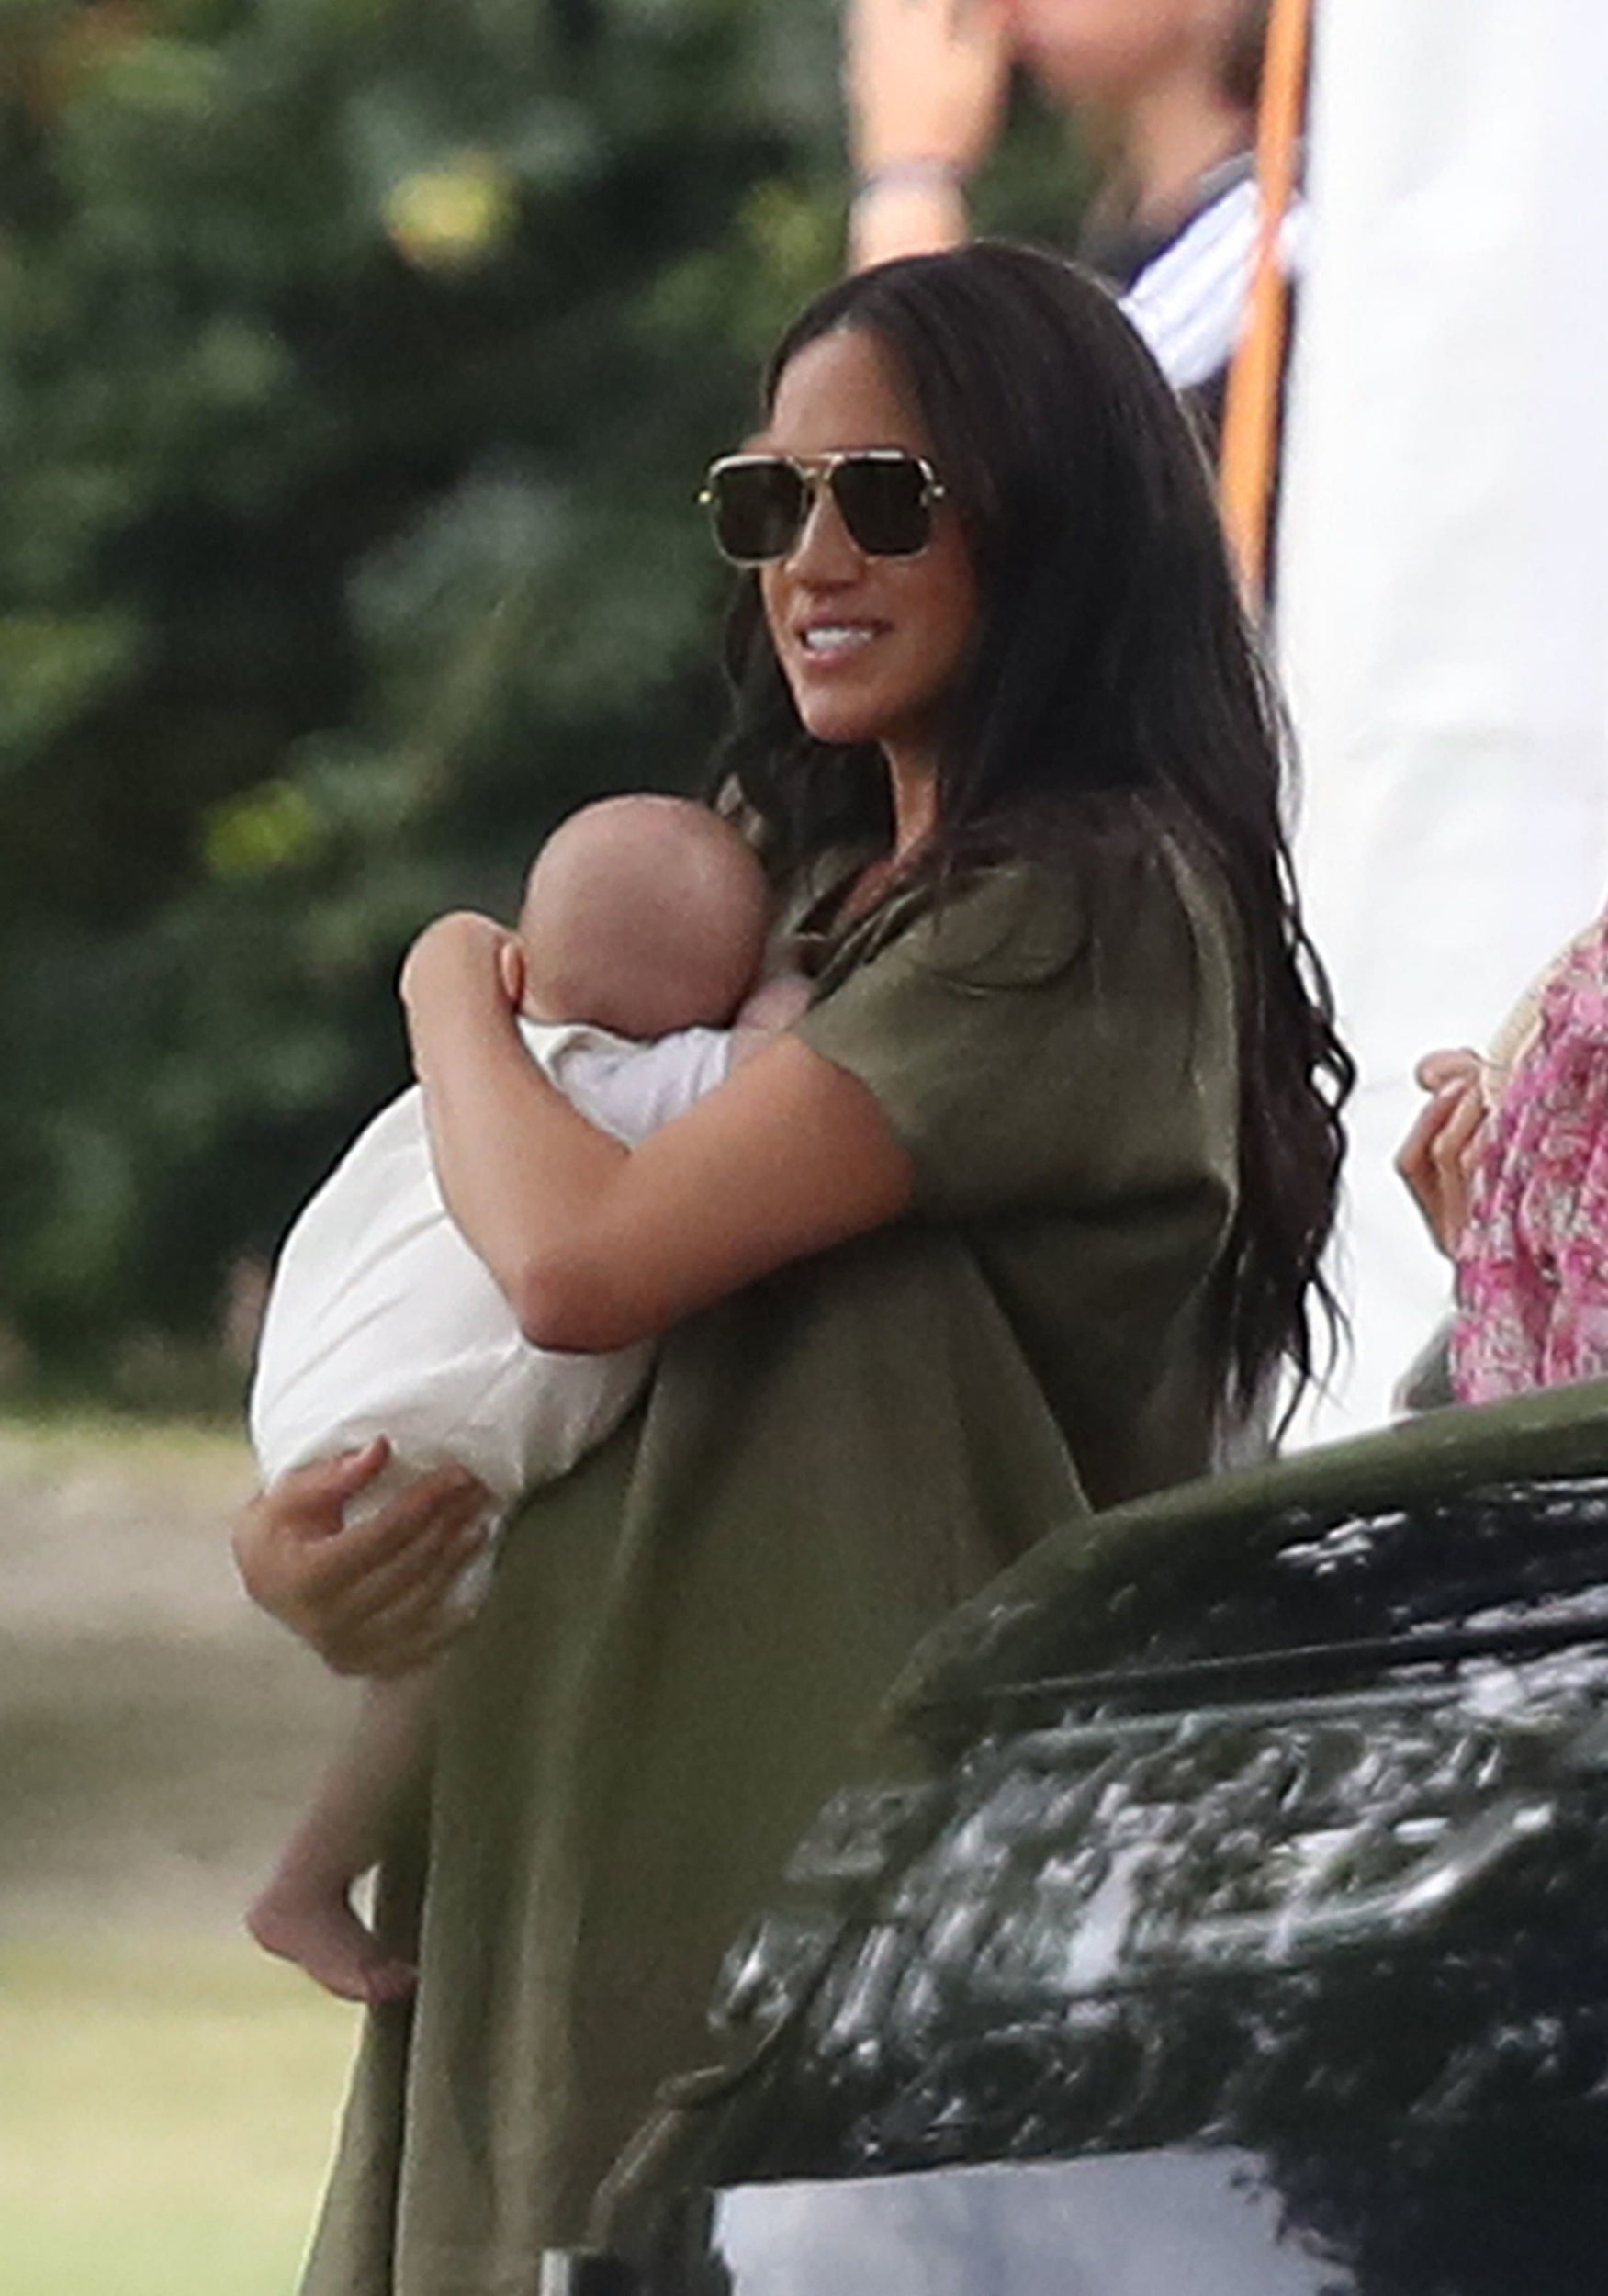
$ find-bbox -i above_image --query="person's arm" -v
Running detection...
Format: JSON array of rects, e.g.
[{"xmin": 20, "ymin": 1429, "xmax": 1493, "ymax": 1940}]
[
  {"xmin": 400, "ymin": 913, "xmax": 916, "ymax": 1354},
  {"xmin": 843, "ymin": 0, "xmax": 1010, "ymax": 270}
]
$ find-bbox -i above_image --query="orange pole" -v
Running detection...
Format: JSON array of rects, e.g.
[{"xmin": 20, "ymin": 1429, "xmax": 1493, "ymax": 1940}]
[{"xmin": 1218, "ymin": 0, "xmax": 1314, "ymax": 606}]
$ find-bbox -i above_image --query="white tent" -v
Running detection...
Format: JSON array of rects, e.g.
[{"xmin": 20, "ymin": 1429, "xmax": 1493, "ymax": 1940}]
[{"xmin": 1278, "ymin": 0, "xmax": 1608, "ymax": 1443}]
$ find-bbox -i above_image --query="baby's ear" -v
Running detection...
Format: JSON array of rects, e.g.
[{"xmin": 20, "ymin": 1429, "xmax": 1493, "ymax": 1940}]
[{"xmin": 499, "ymin": 935, "xmax": 526, "ymax": 1007}]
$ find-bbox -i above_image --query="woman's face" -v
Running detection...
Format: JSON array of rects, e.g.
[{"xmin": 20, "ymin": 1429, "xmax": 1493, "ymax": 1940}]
[{"xmin": 757, "ymin": 327, "xmax": 980, "ymax": 780}]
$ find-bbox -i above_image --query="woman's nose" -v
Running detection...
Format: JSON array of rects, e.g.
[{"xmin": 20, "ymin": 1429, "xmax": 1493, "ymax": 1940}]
[{"xmin": 785, "ymin": 480, "xmax": 860, "ymax": 579}]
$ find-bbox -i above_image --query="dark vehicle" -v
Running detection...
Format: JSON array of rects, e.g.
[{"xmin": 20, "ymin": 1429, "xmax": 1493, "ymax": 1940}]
[{"xmin": 550, "ymin": 1384, "xmax": 1608, "ymax": 2295}]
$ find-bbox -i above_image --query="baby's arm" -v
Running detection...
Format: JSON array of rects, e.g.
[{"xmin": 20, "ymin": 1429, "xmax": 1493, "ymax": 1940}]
[{"xmin": 727, "ymin": 971, "xmax": 813, "ymax": 1069}]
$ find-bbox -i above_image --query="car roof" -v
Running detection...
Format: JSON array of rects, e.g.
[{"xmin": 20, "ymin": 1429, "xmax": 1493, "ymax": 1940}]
[{"xmin": 885, "ymin": 1379, "xmax": 1608, "ymax": 1736}]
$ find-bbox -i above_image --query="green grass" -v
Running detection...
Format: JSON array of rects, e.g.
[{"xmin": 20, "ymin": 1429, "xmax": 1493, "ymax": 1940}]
[
  {"xmin": 0, "ymin": 1933, "xmax": 358, "ymax": 2296},
  {"xmin": 0, "ymin": 1407, "xmax": 248, "ymax": 1464}
]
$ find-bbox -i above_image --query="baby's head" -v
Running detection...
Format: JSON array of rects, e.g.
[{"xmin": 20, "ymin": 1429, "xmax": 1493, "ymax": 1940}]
[{"xmin": 516, "ymin": 795, "xmax": 770, "ymax": 1040}]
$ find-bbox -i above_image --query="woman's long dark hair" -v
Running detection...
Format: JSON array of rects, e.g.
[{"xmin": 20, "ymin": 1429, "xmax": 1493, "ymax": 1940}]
[{"xmin": 714, "ymin": 241, "xmax": 1352, "ymax": 1423}]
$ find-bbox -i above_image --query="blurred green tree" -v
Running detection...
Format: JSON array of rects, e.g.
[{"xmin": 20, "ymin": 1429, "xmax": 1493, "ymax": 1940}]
[{"xmin": 0, "ymin": 0, "xmax": 1075, "ymax": 1396}]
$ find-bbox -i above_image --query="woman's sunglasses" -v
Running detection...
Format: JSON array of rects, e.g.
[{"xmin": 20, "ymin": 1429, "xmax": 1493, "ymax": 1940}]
[{"xmin": 700, "ymin": 449, "xmax": 947, "ymax": 566}]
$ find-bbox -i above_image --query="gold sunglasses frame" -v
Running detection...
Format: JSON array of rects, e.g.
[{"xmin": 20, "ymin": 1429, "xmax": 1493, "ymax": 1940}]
[{"xmin": 699, "ymin": 449, "xmax": 948, "ymax": 565}]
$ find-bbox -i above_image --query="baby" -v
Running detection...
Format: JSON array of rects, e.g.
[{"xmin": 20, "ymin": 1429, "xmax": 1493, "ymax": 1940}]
[{"xmin": 247, "ymin": 794, "xmax": 804, "ymax": 2001}]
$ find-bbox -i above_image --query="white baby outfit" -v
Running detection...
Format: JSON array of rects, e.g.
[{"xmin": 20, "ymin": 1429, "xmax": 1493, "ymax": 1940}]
[{"xmin": 250, "ymin": 1019, "xmax": 733, "ymax": 1541}]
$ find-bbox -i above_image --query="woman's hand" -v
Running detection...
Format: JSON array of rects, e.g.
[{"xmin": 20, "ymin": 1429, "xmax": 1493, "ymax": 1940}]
[
  {"xmin": 846, "ymin": 0, "xmax": 1010, "ymax": 175},
  {"xmin": 401, "ymin": 907, "xmax": 530, "ymax": 1095},
  {"xmin": 844, "ymin": 0, "xmax": 1009, "ymax": 267},
  {"xmin": 401, "ymin": 908, "xmax": 519, "ymax": 1031},
  {"xmin": 232, "ymin": 1440, "xmax": 492, "ymax": 1678},
  {"xmin": 1396, "ymin": 1047, "xmax": 1490, "ymax": 1258}
]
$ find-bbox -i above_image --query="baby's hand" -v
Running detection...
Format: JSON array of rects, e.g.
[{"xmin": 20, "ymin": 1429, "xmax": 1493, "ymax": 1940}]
[
  {"xmin": 728, "ymin": 971, "xmax": 813, "ymax": 1068},
  {"xmin": 735, "ymin": 971, "xmax": 813, "ymax": 1033}
]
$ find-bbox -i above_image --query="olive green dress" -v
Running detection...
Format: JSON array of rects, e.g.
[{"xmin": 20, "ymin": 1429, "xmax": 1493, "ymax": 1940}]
[{"xmin": 299, "ymin": 841, "xmax": 1241, "ymax": 2294}]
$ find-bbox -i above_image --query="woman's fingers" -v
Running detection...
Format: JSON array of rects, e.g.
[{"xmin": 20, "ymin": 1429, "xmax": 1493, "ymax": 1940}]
[
  {"xmin": 325, "ymin": 1482, "xmax": 489, "ymax": 1636},
  {"xmin": 232, "ymin": 1438, "xmax": 389, "ymax": 1597},
  {"xmin": 1396, "ymin": 1086, "xmax": 1460, "ymax": 1249},
  {"xmin": 1397, "ymin": 1077, "xmax": 1487, "ymax": 1255},
  {"xmin": 1430, "ymin": 1084, "xmax": 1487, "ymax": 1249},
  {"xmin": 312, "ymin": 1462, "xmax": 485, "ymax": 1598},
  {"xmin": 243, "ymin": 1438, "xmax": 388, "ymax": 1540},
  {"xmin": 1414, "ymin": 1045, "xmax": 1483, "ymax": 1095},
  {"xmin": 324, "ymin": 1555, "xmax": 483, "ymax": 1678},
  {"xmin": 498, "ymin": 934, "xmax": 526, "ymax": 1009},
  {"xmin": 233, "ymin": 1451, "xmax": 492, "ymax": 1675},
  {"xmin": 296, "ymin": 1480, "xmax": 489, "ymax": 1677}
]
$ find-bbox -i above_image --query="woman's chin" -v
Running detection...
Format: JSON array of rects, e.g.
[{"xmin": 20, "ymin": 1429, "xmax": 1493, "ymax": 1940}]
[{"xmin": 794, "ymin": 702, "xmax": 876, "ymax": 748}]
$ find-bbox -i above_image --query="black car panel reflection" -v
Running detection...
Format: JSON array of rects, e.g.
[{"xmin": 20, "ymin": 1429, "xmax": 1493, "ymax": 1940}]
[{"xmin": 549, "ymin": 1383, "xmax": 1608, "ymax": 2296}]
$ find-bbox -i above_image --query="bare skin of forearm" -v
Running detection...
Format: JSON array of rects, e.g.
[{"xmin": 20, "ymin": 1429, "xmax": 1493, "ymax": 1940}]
[
  {"xmin": 413, "ymin": 993, "xmax": 633, "ymax": 1323},
  {"xmin": 401, "ymin": 913, "xmax": 915, "ymax": 1354}
]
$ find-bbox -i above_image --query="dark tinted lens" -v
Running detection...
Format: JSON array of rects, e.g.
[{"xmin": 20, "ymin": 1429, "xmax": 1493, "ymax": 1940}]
[
  {"xmin": 710, "ymin": 461, "xmax": 808, "ymax": 562},
  {"xmin": 831, "ymin": 455, "xmax": 930, "ymax": 556}
]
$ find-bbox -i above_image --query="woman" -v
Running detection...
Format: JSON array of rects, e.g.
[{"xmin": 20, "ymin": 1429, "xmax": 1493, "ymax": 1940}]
[
  {"xmin": 1399, "ymin": 918, "xmax": 1608, "ymax": 1406},
  {"xmin": 236, "ymin": 242, "xmax": 1349, "ymax": 2288}
]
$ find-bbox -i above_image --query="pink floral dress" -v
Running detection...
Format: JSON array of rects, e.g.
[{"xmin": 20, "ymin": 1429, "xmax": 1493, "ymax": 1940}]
[{"xmin": 1454, "ymin": 915, "xmax": 1608, "ymax": 1402}]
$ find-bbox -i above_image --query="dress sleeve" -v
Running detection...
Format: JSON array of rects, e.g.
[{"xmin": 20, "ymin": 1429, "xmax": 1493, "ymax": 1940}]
[{"xmin": 794, "ymin": 852, "xmax": 1240, "ymax": 1221}]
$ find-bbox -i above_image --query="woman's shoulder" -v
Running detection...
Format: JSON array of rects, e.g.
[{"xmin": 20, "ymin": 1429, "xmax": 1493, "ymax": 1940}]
[{"xmin": 810, "ymin": 820, "xmax": 1228, "ymax": 996}]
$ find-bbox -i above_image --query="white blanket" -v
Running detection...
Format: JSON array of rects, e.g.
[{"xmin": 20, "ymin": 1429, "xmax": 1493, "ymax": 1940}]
[{"xmin": 250, "ymin": 1019, "xmax": 733, "ymax": 1506}]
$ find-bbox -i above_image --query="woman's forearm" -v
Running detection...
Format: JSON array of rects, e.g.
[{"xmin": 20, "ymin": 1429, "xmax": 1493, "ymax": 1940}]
[
  {"xmin": 400, "ymin": 910, "xmax": 636, "ymax": 1345},
  {"xmin": 415, "ymin": 996, "xmax": 631, "ymax": 1345},
  {"xmin": 400, "ymin": 910, "xmax": 914, "ymax": 1356}
]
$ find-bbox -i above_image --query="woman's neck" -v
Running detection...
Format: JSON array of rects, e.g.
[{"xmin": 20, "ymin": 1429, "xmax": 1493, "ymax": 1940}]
[
  {"xmin": 833, "ymin": 753, "xmax": 936, "ymax": 927},
  {"xmin": 883, "ymin": 749, "xmax": 939, "ymax": 864},
  {"xmin": 1116, "ymin": 78, "xmax": 1254, "ymax": 235}
]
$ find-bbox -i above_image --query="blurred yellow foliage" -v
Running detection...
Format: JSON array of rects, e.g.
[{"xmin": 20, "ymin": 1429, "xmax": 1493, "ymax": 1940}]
[
  {"xmin": 384, "ymin": 152, "xmax": 518, "ymax": 275},
  {"xmin": 202, "ymin": 779, "xmax": 321, "ymax": 881}
]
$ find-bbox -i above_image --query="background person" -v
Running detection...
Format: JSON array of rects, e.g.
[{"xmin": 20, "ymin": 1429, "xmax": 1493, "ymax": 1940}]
[
  {"xmin": 234, "ymin": 242, "xmax": 1350, "ymax": 2283},
  {"xmin": 1398, "ymin": 917, "xmax": 1608, "ymax": 1407},
  {"xmin": 845, "ymin": 0, "xmax": 1283, "ymax": 449}
]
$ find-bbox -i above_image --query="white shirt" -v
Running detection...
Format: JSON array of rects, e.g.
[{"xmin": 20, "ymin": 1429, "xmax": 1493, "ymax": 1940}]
[
  {"xmin": 1122, "ymin": 169, "xmax": 1309, "ymax": 393},
  {"xmin": 249, "ymin": 1019, "xmax": 733, "ymax": 1507}
]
